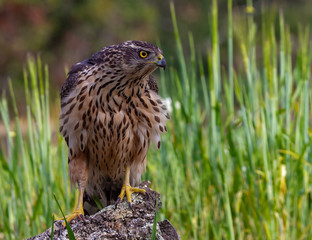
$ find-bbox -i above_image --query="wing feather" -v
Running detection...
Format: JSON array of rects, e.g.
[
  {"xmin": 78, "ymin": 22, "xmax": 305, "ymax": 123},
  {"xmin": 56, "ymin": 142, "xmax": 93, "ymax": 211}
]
[{"xmin": 60, "ymin": 58, "xmax": 98, "ymax": 100}]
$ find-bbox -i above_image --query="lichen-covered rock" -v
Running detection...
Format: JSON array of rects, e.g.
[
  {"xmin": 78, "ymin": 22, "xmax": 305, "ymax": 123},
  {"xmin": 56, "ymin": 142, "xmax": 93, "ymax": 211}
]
[{"xmin": 28, "ymin": 181, "xmax": 179, "ymax": 240}]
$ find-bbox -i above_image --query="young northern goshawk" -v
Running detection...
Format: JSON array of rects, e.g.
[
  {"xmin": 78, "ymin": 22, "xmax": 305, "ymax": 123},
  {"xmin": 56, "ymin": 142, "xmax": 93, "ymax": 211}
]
[{"xmin": 59, "ymin": 40, "xmax": 169, "ymax": 222}]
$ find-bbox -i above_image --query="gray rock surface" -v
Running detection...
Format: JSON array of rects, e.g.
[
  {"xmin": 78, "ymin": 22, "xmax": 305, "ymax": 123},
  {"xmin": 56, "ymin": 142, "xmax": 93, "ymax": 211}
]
[{"xmin": 28, "ymin": 181, "xmax": 179, "ymax": 240}]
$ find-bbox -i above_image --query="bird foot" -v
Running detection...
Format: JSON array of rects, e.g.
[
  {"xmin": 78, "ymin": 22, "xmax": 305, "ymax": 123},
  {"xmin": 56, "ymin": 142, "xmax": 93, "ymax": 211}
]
[
  {"xmin": 115, "ymin": 184, "xmax": 146, "ymax": 209},
  {"xmin": 56, "ymin": 207, "xmax": 84, "ymax": 226}
]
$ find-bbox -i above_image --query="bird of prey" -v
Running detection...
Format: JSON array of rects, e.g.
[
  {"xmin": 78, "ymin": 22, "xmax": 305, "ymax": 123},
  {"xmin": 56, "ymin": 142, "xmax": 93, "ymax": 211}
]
[{"xmin": 59, "ymin": 40, "xmax": 169, "ymax": 222}]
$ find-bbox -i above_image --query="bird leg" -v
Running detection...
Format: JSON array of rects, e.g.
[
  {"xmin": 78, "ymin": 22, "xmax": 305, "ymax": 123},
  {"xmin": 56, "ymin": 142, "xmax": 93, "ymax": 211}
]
[
  {"xmin": 56, "ymin": 153, "xmax": 88, "ymax": 226},
  {"xmin": 115, "ymin": 165, "xmax": 146, "ymax": 209},
  {"xmin": 60, "ymin": 183, "xmax": 85, "ymax": 224}
]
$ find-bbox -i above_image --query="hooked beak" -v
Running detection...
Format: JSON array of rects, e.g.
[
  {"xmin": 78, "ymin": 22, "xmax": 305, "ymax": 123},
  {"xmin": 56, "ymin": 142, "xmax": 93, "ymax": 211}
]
[{"xmin": 156, "ymin": 55, "xmax": 166, "ymax": 70}]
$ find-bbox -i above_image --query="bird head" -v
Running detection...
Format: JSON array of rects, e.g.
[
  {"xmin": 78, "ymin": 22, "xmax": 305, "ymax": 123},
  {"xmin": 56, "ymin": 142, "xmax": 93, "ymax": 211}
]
[
  {"xmin": 62, "ymin": 41, "xmax": 166, "ymax": 99},
  {"xmin": 118, "ymin": 40, "xmax": 166, "ymax": 76}
]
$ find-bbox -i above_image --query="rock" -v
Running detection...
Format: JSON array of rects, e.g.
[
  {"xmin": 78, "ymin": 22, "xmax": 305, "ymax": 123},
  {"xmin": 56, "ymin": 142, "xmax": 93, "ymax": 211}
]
[{"xmin": 28, "ymin": 181, "xmax": 179, "ymax": 240}]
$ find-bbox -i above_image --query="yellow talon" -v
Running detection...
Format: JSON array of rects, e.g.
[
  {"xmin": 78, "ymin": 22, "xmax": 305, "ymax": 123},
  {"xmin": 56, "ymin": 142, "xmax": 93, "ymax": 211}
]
[
  {"xmin": 120, "ymin": 184, "xmax": 146, "ymax": 202},
  {"xmin": 56, "ymin": 186, "xmax": 85, "ymax": 226},
  {"xmin": 57, "ymin": 207, "xmax": 84, "ymax": 226},
  {"xmin": 115, "ymin": 166, "xmax": 146, "ymax": 209}
]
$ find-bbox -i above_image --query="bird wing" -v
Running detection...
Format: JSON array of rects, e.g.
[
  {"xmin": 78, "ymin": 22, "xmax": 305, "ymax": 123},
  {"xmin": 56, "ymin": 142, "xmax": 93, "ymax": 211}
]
[
  {"xmin": 60, "ymin": 57, "xmax": 99, "ymax": 101},
  {"xmin": 59, "ymin": 59, "xmax": 97, "ymax": 163}
]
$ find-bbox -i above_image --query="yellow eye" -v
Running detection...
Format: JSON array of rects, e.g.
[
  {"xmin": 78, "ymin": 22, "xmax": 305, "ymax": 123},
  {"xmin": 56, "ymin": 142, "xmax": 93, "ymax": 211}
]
[{"xmin": 139, "ymin": 51, "xmax": 148, "ymax": 58}]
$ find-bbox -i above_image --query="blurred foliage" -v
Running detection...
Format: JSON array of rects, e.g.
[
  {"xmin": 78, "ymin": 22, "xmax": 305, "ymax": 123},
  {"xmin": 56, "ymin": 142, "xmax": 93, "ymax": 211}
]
[{"xmin": 0, "ymin": 0, "xmax": 312, "ymax": 104}]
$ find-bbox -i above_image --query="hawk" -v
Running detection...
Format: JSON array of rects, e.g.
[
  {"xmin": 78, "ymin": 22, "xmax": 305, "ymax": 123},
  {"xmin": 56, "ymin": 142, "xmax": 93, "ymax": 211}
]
[{"xmin": 59, "ymin": 41, "xmax": 169, "ymax": 222}]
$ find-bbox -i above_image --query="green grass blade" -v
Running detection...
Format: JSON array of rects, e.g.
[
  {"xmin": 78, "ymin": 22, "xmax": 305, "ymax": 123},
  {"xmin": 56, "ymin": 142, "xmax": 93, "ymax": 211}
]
[{"xmin": 53, "ymin": 194, "xmax": 76, "ymax": 240}]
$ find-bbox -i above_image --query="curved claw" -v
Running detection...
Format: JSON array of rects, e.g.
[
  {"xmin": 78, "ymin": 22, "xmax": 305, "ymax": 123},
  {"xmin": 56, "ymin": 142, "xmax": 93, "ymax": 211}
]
[
  {"xmin": 80, "ymin": 214, "xmax": 86, "ymax": 223},
  {"xmin": 128, "ymin": 202, "xmax": 133, "ymax": 211},
  {"xmin": 115, "ymin": 197, "xmax": 121, "ymax": 209}
]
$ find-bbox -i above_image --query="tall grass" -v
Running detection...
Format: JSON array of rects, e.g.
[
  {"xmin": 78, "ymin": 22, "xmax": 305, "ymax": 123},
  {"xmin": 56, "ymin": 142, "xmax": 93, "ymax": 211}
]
[
  {"xmin": 0, "ymin": 57, "xmax": 73, "ymax": 239},
  {"xmin": 148, "ymin": 1, "xmax": 312, "ymax": 239},
  {"xmin": 1, "ymin": 0, "xmax": 312, "ymax": 239}
]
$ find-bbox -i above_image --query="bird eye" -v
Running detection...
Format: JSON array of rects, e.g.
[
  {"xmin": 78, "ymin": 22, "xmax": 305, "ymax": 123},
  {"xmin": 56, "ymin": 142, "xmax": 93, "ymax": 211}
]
[{"xmin": 139, "ymin": 51, "xmax": 148, "ymax": 58}]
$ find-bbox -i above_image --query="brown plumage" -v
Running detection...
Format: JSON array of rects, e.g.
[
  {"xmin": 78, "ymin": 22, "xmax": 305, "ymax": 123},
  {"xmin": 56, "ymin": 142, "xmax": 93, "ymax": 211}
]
[{"xmin": 59, "ymin": 40, "xmax": 169, "ymax": 218}]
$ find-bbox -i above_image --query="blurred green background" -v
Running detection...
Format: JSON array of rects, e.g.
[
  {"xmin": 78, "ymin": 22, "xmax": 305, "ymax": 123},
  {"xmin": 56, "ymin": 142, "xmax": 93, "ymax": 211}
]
[{"xmin": 1, "ymin": 0, "xmax": 311, "ymax": 100}]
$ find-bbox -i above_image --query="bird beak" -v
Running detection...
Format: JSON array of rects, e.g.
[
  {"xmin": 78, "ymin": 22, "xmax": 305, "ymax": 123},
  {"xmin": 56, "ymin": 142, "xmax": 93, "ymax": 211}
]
[{"xmin": 156, "ymin": 55, "xmax": 166, "ymax": 70}]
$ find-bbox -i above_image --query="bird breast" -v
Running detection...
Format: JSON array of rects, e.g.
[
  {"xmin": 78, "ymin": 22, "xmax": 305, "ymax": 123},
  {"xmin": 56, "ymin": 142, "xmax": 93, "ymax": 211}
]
[{"xmin": 59, "ymin": 70, "xmax": 169, "ymax": 183}]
